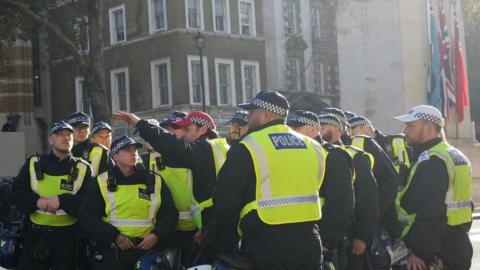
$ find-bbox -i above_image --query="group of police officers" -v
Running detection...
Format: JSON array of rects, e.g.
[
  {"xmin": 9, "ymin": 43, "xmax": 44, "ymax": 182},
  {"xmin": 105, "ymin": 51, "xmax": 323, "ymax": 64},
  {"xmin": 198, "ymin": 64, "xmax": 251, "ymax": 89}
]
[{"xmin": 10, "ymin": 90, "xmax": 473, "ymax": 270}]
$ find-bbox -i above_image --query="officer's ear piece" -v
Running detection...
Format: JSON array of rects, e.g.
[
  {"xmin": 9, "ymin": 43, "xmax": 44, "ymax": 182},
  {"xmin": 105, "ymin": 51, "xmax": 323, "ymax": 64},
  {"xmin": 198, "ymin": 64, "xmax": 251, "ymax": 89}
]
[
  {"xmin": 34, "ymin": 161, "xmax": 44, "ymax": 181},
  {"xmin": 107, "ymin": 177, "xmax": 117, "ymax": 192}
]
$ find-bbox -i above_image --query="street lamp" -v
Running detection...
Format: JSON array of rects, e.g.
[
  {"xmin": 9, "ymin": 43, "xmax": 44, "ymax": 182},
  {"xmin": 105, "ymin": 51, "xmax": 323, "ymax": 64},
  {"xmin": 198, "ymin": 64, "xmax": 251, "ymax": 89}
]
[{"xmin": 194, "ymin": 30, "xmax": 207, "ymax": 112}]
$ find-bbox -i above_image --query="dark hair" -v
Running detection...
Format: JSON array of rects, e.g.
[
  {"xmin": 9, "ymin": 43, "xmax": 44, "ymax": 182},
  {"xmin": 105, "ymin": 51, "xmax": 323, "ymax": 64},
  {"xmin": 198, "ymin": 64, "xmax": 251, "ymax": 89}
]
[{"xmin": 194, "ymin": 123, "xmax": 218, "ymax": 139}]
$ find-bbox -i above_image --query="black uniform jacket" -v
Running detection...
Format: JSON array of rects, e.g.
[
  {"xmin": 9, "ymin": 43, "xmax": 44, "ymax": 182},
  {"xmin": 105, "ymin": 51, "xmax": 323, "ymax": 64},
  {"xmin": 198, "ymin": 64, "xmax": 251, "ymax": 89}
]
[{"xmin": 78, "ymin": 166, "xmax": 178, "ymax": 244}]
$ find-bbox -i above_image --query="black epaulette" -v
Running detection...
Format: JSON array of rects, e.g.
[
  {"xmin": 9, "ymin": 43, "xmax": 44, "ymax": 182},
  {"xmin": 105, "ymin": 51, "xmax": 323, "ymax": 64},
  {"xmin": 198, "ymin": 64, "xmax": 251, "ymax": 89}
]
[{"xmin": 321, "ymin": 142, "xmax": 336, "ymax": 152}]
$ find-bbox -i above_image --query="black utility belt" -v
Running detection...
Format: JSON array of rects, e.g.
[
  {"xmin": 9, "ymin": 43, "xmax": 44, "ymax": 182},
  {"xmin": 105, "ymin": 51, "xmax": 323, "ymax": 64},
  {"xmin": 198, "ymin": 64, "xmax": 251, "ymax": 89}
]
[{"xmin": 29, "ymin": 223, "xmax": 77, "ymax": 233}]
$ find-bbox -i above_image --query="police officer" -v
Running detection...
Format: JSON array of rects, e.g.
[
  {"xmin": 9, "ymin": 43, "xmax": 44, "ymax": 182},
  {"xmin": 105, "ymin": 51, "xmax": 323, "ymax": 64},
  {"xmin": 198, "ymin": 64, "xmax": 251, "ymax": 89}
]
[
  {"xmin": 13, "ymin": 121, "xmax": 92, "ymax": 270},
  {"xmin": 319, "ymin": 114, "xmax": 379, "ymax": 270},
  {"xmin": 349, "ymin": 115, "xmax": 411, "ymax": 172},
  {"xmin": 206, "ymin": 91, "xmax": 327, "ymax": 270},
  {"xmin": 319, "ymin": 107, "xmax": 352, "ymax": 145},
  {"xmin": 348, "ymin": 116, "xmax": 402, "ymax": 245},
  {"xmin": 288, "ymin": 110, "xmax": 354, "ymax": 270},
  {"xmin": 394, "ymin": 105, "xmax": 473, "ymax": 270},
  {"xmin": 141, "ymin": 112, "xmax": 197, "ymax": 265},
  {"xmin": 68, "ymin": 112, "xmax": 92, "ymax": 158},
  {"xmin": 225, "ymin": 110, "xmax": 249, "ymax": 143},
  {"xmin": 79, "ymin": 136, "xmax": 178, "ymax": 270},
  {"xmin": 113, "ymin": 111, "xmax": 230, "ymax": 260},
  {"xmin": 88, "ymin": 121, "xmax": 113, "ymax": 177}
]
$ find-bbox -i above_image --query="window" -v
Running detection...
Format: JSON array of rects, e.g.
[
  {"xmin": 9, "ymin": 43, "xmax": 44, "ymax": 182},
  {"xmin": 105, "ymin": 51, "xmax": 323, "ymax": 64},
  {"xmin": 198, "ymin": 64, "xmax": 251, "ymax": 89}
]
[
  {"xmin": 110, "ymin": 67, "xmax": 130, "ymax": 112},
  {"xmin": 213, "ymin": 0, "xmax": 230, "ymax": 32},
  {"xmin": 215, "ymin": 59, "xmax": 235, "ymax": 105},
  {"xmin": 286, "ymin": 57, "xmax": 300, "ymax": 91},
  {"xmin": 313, "ymin": 61, "xmax": 324, "ymax": 94},
  {"xmin": 284, "ymin": 1, "xmax": 299, "ymax": 35},
  {"xmin": 188, "ymin": 55, "xmax": 210, "ymax": 105},
  {"xmin": 239, "ymin": 0, "xmax": 255, "ymax": 36},
  {"xmin": 151, "ymin": 58, "xmax": 172, "ymax": 108},
  {"xmin": 185, "ymin": 0, "xmax": 204, "ymax": 29},
  {"xmin": 148, "ymin": 0, "xmax": 167, "ymax": 33},
  {"xmin": 73, "ymin": 16, "xmax": 89, "ymax": 53},
  {"xmin": 311, "ymin": 8, "xmax": 321, "ymax": 39},
  {"xmin": 240, "ymin": 60, "xmax": 260, "ymax": 102},
  {"xmin": 109, "ymin": 5, "xmax": 126, "ymax": 44},
  {"xmin": 75, "ymin": 77, "xmax": 92, "ymax": 116}
]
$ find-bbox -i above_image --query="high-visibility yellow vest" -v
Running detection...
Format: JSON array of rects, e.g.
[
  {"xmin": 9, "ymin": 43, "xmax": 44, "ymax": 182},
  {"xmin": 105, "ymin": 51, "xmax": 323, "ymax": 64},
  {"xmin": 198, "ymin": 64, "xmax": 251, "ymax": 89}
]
[
  {"xmin": 344, "ymin": 145, "xmax": 374, "ymax": 182},
  {"xmin": 319, "ymin": 143, "xmax": 356, "ymax": 207},
  {"xmin": 88, "ymin": 144, "xmax": 107, "ymax": 177},
  {"xmin": 238, "ymin": 124, "xmax": 326, "ymax": 236},
  {"xmin": 191, "ymin": 138, "xmax": 230, "ymax": 229},
  {"xmin": 28, "ymin": 156, "xmax": 88, "ymax": 226},
  {"xmin": 385, "ymin": 136, "xmax": 411, "ymax": 172},
  {"xmin": 396, "ymin": 141, "xmax": 472, "ymax": 237},
  {"xmin": 97, "ymin": 171, "xmax": 162, "ymax": 238},
  {"xmin": 147, "ymin": 151, "xmax": 196, "ymax": 231}
]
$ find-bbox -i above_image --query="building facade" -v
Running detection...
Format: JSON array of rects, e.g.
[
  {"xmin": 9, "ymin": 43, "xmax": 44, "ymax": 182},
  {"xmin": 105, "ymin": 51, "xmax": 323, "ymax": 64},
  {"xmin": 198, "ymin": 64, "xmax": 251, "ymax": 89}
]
[
  {"xmin": 262, "ymin": 0, "xmax": 340, "ymax": 107},
  {"xmin": 47, "ymin": 0, "xmax": 266, "ymax": 134}
]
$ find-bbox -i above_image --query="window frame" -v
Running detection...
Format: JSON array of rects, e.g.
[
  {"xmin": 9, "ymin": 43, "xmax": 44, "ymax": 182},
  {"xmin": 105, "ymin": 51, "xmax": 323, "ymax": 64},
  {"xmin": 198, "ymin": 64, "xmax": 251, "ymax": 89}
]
[
  {"xmin": 150, "ymin": 57, "xmax": 173, "ymax": 108},
  {"xmin": 238, "ymin": 0, "xmax": 256, "ymax": 36},
  {"xmin": 240, "ymin": 60, "xmax": 261, "ymax": 103},
  {"xmin": 286, "ymin": 57, "xmax": 301, "ymax": 91},
  {"xmin": 212, "ymin": 0, "xmax": 231, "ymax": 33},
  {"xmin": 187, "ymin": 55, "xmax": 210, "ymax": 105},
  {"xmin": 108, "ymin": 4, "xmax": 127, "ymax": 45},
  {"xmin": 313, "ymin": 61, "xmax": 325, "ymax": 94},
  {"xmin": 74, "ymin": 76, "xmax": 93, "ymax": 117},
  {"xmin": 311, "ymin": 7, "xmax": 321, "ymax": 39},
  {"xmin": 214, "ymin": 58, "xmax": 236, "ymax": 106},
  {"xmin": 148, "ymin": 0, "xmax": 168, "ymax": 34},
  {"xmin": 185, "ymin": 0, "xmax": 204, "ymax": 30},
  {"xmin": 284, "ymin": 1, "xmax": 299, "ymax": 35},
  {"xmin": 73, "ymin": 16, "xmax": 90, "ymax": 53},
  {"xmin": 110, "ymin": 67, "xmax": 130, "ymax": 112}
]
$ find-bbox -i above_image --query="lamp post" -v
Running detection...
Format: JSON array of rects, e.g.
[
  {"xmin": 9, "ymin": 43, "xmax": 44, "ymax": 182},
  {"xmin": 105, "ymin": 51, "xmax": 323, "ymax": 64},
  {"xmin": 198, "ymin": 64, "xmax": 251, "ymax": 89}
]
[{"xmin": 194, "ymin": 30, "xmax": 207, "ymax": 112}]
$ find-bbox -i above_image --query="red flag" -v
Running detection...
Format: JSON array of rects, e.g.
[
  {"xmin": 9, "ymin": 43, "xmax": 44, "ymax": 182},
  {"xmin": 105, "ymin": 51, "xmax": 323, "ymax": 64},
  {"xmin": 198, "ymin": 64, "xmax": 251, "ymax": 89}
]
[{"xmin": 454, "ymin": 9, "xmax": 469, "ymax": 123}]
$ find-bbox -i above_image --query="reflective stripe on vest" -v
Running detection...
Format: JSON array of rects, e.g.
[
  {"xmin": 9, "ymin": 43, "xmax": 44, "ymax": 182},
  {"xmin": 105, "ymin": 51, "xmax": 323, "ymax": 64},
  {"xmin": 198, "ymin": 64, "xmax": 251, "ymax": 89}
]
[
  {"xmin": 191, "ymin": 138, "xmax": 230, "ymax": 229},
  {"xmin": 392, "ymin": 137, "xmax": 411, "ymax": 172},
  {"xmin": 396, "ymin": 141, "xmax": 472, "ymax": 237},
  {"xmin": 149, "ymin": 152, "xmax": 196, "ymax": 231},
  {"xmin": 238, "ymin": 125, "xmax": 326, "ymax": 236},
  {"xmin": 98, "ymin": 171, "xmax": 162, "ymax": 237},
  {"xmin": 89, "ymin": 146, "xmax": 104, "ymax": 177},
  {"xmin": 29, "ymin": 156, "xmax": 87, "ymax": 226}
]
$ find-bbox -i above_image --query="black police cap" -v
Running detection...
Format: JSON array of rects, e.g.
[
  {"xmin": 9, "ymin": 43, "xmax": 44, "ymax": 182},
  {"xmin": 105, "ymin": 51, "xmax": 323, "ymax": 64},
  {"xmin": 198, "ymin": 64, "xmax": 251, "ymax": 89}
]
[
  {"xmin": 287, "ymin": 110, "xmax": 321, "ymax": 128},
  {"xmin": 238, "ymin": 91, "xmax": 290, "ymax": 117}
]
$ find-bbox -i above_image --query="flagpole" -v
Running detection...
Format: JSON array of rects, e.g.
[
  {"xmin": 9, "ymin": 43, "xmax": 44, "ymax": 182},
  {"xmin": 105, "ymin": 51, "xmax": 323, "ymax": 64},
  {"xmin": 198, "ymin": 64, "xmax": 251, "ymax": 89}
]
[{"xmin": 452, "ymin": 0, "xmax": 459, "ymax": 138}]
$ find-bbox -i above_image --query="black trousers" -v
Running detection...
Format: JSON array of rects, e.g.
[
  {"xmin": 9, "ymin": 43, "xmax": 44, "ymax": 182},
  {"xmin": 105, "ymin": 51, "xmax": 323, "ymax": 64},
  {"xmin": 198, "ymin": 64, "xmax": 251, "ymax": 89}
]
[
  {"xmin": 438, "ymin": 225, "xmax": 473, "ymax": 270},
  {"xmin": 168, "ymin": 230, "xmax": 196, "ymax": 266},
  {"xmin": 17, "ymin": 225, "xmax": 77, "ymax": 270}
]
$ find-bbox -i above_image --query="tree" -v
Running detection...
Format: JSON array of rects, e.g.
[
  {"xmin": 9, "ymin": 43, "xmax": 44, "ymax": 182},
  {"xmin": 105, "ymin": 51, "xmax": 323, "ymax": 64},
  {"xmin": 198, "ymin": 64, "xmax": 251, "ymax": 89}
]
[{"xmin": 0, "ymin": 0, "xmax": 111, "ymax": 122}]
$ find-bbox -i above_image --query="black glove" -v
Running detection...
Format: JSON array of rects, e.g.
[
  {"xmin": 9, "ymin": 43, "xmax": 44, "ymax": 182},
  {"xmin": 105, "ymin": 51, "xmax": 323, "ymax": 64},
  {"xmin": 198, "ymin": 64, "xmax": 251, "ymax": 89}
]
[{"xmin": 32, "ymin": 237, "xmax": 50, "ymax": 261}]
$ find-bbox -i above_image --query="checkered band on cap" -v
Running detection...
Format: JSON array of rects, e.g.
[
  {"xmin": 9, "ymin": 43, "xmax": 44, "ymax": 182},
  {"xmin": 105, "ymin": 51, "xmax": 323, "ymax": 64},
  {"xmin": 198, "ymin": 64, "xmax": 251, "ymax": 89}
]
[
  {"xmin": 50, "ymin": 121, "xmax": 74, "ymax": 134},
  {"xmin": 91, "ymin": 121, "xmax": 112, "ymax": 134},
  {"xmin": 252, "ymin": 98, "xmax": 288, "ymax": 117},
  {"xmin": 349, "ymin": 117, "xmax": 371, "ymax": 129},
  {"xmin": 413, "ymin": 111, "xmax": 445, "ymax": 127},
  {"xmin": 297, "ymin": 116, "xmax": 321, "ymax": 128},
  {"xmin": 319, "ymin": 116, "xmax": 343, "ymax": 130},
  {"xmin": 190, "ymin": 116, "xmax": 215, "ymax": 130},
  {"xmin": 67, "ymin": 115, "xmax": 90, "ymax": 125},
  {"xmin": 111, "ymin": 137, "xmax": 139, "ymax": 155}
]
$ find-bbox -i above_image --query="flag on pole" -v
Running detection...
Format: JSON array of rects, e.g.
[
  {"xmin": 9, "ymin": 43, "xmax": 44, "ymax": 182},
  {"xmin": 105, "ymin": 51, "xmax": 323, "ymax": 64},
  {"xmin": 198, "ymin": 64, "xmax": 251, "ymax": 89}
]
[
  {"xmin": 439, "ymin": 4, "xmax": 456, "ymax": 118},
  {"xmin": 427, "ymin": 0, "xmax": 444, "ymax": 112},
  {"xmin": 453, "ymin": 5, "xmax": 469, "ymax": 123}
]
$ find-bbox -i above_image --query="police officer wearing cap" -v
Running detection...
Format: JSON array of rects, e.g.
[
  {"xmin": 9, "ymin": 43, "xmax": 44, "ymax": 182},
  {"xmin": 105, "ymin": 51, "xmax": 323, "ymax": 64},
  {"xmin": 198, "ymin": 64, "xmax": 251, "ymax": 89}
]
[
  {"xmin": 394, "ymin": 105, "xmax": 472, "ymax": 270},
  {"xmin": 13, "ymin": 121, "xmax": 93, "ymax": 270},
  {"xmin": 79, "ymin": 136, "xmax": 178, "ymax": 270},
  {"xmin": 318, "ymin": 114, "xmax": 379, "ymax": 270},
  {"xmin": 206, "ymin": 91, "xmax": 327, "ymax": 270},
  {"xmin": 69, "ymin": 112, "xmax": 93, "ymax": 158},
  {"xmin": 319, "ymin": 107, "xmax": 352, "ymax": 145},
  {"xmin": 87, "ymin": 121, "xmax": 114, "ymax": 177},
  {"xmin": 226, "ymin": 111, "xmax": 249, "ymax": 144},
  {"xmin": 113, "ymin": 110, "xmax": 230, "ymax": 260},
  {"xmin": 348, "ymin": 116, "xmax": 402, "ymax": 246},
  {"xmin": 288, "ymin": 110, "xmax": 354, "ymax": 270},
  {"xmin": 140, "ymin": 112, "xmax": 198, "ymax": 265},
  {"xmin": 349, "ymin": 115, "xmax": 411, "ymax": 172}
]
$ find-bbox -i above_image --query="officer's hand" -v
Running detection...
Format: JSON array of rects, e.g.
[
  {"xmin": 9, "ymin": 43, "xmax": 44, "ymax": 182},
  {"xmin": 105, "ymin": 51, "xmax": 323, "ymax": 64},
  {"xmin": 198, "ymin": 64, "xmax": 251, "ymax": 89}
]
[
  {"xmin": 136, "ymin": 233, "xmax": 158, "ymax": 250},
  {"xmin": 115, "ymin": 234, "xmax": 136, "ymax": 251},
  {"xmin": 46, "ymin": 197, "xmax": 60, "ymax": 213},
  {"xmin": 113, "ymin": 111, "xmax": 141, "ymax": 128},
  {"xmin": 351, "ymin": 239, "xmax": 366, "ymax": 255},
  {"xmin": 407, "ymin": 253, "xmax": 427, "ymax": 270},
  {"xmin": 36, "ymin": 198, "xmax": 48, "ymax": 212}
]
